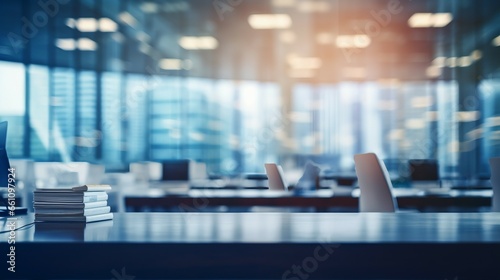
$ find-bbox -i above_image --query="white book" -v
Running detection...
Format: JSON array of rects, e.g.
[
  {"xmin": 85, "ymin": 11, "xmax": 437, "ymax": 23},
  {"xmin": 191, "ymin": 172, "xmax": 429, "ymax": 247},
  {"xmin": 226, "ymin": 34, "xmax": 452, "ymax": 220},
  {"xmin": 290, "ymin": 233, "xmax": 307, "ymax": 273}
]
[
  {"xmin": 34, "ymin": 192, "xmax": 108, "ymax": 203},
  {"xmin": 34, "ymin": 200, "xmax": 108, "ymax": 209},
  {"xmin": 35, "ymin": 213, "xmax": 114, "ymax": 223},
  {"xmin": 72, "ymin": 185, "xmax": 112, "ymax": 192},
  {"xmin": 35, "ymin": 184, "xmax": 112, "ymax": 192},
  {"xmin": 35, "ymin": 206, "xmax": 111, "ymax": 216}
]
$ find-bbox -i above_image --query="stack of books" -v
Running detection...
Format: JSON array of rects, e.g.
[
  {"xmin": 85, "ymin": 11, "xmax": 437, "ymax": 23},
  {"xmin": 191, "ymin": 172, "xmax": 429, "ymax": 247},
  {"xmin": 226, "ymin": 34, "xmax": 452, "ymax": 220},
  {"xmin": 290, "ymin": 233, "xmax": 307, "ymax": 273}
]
[{"xmin": 34, "ymin": 185, "xmax": 113, "ymax": 223}]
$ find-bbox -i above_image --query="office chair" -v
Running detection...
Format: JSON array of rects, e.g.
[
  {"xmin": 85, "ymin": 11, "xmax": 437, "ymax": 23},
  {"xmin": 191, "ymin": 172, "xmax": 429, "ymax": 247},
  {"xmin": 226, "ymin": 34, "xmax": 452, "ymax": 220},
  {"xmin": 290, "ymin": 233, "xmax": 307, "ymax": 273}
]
[
  {"xmin": 489, "ymin": 157, "xmax": 500, "ymax": 212},
  {"xmin": 354, "ymin": 153, "xmax": 398, "ymax": 212},
  {"xmin": 264, "ymin": 163, "xmax": 287, "ymax": 191}
]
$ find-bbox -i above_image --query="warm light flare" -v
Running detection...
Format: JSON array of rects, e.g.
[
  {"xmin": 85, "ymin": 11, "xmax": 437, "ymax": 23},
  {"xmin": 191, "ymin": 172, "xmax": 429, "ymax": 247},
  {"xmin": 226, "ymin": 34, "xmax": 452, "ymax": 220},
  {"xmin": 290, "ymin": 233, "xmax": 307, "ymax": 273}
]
[
  {"xmin": 248, "ymin": 14, "xmax": 292, "ymax": 29},
  {"xmin": 408, "ymin": 13, "xmax": 452, "ymax": 28},
  {"xmin": 336, "ymin": 35, "xmax": 371, "ymax": 48}
]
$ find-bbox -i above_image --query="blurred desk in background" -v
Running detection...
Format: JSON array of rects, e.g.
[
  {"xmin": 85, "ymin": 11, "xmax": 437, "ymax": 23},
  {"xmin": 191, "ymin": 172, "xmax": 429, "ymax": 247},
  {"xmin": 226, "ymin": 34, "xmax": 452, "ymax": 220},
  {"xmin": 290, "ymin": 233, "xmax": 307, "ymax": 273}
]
[{"xmin": 123, "ymin": 187, "xmax": 493, "ymax": 212}]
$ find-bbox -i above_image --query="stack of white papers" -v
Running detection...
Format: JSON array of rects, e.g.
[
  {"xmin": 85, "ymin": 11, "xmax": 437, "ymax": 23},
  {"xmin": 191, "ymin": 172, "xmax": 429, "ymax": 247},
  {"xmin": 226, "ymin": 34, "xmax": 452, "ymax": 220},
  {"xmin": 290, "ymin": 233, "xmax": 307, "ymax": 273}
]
[{"xmin": 34, "ymin": 185, "xmax": 113, "ymax": 223}]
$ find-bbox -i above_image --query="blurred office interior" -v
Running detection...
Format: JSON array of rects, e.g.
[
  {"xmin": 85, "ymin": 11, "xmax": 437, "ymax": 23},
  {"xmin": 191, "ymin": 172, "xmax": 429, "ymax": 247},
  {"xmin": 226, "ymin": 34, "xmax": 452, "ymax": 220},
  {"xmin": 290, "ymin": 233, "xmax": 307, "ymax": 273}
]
[{"xmin": 0, "ymin": 0, "xmax": 500, "ymax": 181}]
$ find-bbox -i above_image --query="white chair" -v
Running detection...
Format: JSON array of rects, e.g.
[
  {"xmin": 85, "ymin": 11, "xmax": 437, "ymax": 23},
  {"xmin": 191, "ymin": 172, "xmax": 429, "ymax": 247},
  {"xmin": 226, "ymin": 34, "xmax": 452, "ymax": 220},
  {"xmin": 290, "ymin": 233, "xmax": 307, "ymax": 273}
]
[
  {"xmin": 295, "ymin": 160, "xmax": 321, "ymax": 191},
  {"xmin": 264, "ymin": 163, "xmax": 287, "ymax": 191},
  {"xmin": 130, "ymin": 162, "xmax": 150, "ymax": 183},
  {"xmin": 489, "ymin": 157, "xmax": 500, "ymax": 212},
  {"xmin": 354, "ymin": 153, "xmax": 398, "ymax": 212}
]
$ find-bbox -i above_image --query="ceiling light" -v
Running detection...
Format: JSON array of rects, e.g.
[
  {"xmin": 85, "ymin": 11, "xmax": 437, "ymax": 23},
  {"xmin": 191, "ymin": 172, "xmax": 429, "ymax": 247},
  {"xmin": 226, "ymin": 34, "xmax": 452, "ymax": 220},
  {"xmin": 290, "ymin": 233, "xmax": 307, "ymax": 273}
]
[
  {"xmin": 179, "ymin": 37, "xmax": 198, "ymax": 50},
  {"xmin": 163, "ymin": 1, "xmax": 190, "ymax": 12},
  {"xmin": 178, "ymin": 36, "xmax": 218, "ymax": 50},
  {"xmin": 77, "ymin": 38, "xmax": 97, "ymax": 51},
  {"xmin": 140, "ymin": 2, "xmax": 159, "ymax": 13},
  {"xmin": 485, "ymin": 116, "xmax": 500, "ymax": 127},
  {"xmin": 335, "ymin": 36, "xmax": 351, "ymax": 48},
  {"xmin": 56, "ymin": 39, "xmax": 76, "ymax": 51},
  {"xmin": 271, "ymin": 0, "xmax": 296, "ymax": 7},
  {"xmin": 493, "ymin": 35, "xmax": 500, "ymax": 47},
  {"xmin": 287, "ymin": 55, "xmax": 322, "ymax": 69},
  {"xmin": 136, "ymin": 31, "xmax": 151, "ymax": 42},
  {"xmin": 353, "ymin": 35, "xmax": 371, "ymax": 47},
  {"xmin": 456, "ymin": 111, "xmax": 480, "ymax": 122},
  {"xmin": 197, "ymin": 36, "xmax": 218, "ymax": 49},
  {"xmin": 446, "ymin": 57, "xmax": 457, "ymax": 67},
  {"xmin": 336, "ymin": 35, "xmax": 371, "ymax": 48},
  {"xmin": 65, "ymin": 18, "xmax": 118, "ymax": 32},
  {"xmin": 387, "ymin": 129, "xmax": 404, "ymax": 140},
  {"xmin": 65, "ymin": 18, "xmax": 76, "ymax": 29},
  {"xmin": 138, "ymin": 42, "xmax": 154, "ymax": 55},
  {"xmin": 411, "ymin": 96, "xmax": 433, "ymax": 108},
  {"xmin": 159, "ymin": 59, "xmax": 183, "ymax": 70},
  {"xmin": 470, "ymin": 50, "xmax": 482, "ymax": 61},
  {"xmin": 342, "ymin": 67, "xmax": 366, "ymax": 79},
  {"xmin": 426, "ymin": 66, "xmax": 441, "ymax": 78},
  {"xmin": 297, "ymin": 1, "xmax": 330, "ymax": 13},
  {"xmin": 75, "ymin": 18, "xmax": 98, "ymax": 32},
  {"xmin": 158, "ymin": 58, "xmax": 193, "ymax": 70},
  {"xmin": 248, "ymin": 14, "xmax": 292, "ymax": 29},
  {"xmin": 432, "ymin": 57, "xmax": 446, "ymax": 67},
  {"xmin": 56, "ymin": 38, "xmax": 97, "ymax": 51},
  {"xmin": 405, "ymin": 118, "xmax": 426, "ymax": 129},
  {"xmin": 432, "ymin": 13, "xmax": 453, "ymax": 27},
  {"xmin": 119, "ymin": 12, "xmax": 137, "ymax": 27},
  {"xmin": 408, "ymin": 13, "xmax": 433, "ymax": 28},
  {"xmin": 408, "ymin": 13, "xmax": 452, "ymax": 28},
  {"xmin": 99, "ymin": 18, "xmax": 118, "ymax": 32},
  {"xmin": 288, "ymin": 69, "xmax": 315, "ymax": 78},
  {"xmin": 458, "ymin": 56, "xmax": 472, "ymax": 67},
  {"xmin": 466, "ymin": 128, "xmax": 484, "ymax": 141}
]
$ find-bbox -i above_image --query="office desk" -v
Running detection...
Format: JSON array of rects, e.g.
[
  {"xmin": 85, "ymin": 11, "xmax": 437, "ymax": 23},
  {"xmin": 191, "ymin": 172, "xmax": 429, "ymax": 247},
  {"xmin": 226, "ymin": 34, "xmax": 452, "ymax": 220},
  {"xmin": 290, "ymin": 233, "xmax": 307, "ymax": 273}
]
[
  {"xmin": 124, "ymin": 188, "xmax": 493, "ymax": 212},
  {"xmin": 1, "ymin": 213, "xmax": 499, "ymax": 279}
]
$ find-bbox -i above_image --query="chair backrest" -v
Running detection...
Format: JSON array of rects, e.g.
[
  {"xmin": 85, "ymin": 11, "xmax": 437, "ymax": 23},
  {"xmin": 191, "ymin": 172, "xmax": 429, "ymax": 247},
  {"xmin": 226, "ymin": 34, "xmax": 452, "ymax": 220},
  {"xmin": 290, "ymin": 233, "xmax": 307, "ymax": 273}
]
[
  {"xmin": 354, "ymin": 153, "xmax": 398, "ymax": 212},
  {"xmin": 489, "ymin": 157, "xmax": 500, "ymax": 212},
  {"xmin": 265, "ymin": 163, "xmax": 287, "ymax": 191},
  {"xmin": 295, "ymin": 160, "xmax": 321, "ymax": 191}
]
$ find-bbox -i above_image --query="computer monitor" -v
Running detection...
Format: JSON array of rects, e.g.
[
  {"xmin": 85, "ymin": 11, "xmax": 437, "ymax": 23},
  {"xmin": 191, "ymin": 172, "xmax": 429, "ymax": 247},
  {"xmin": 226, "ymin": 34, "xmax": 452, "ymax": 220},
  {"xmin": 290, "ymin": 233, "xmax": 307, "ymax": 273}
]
[
  {"xmin": 408, "ymin": 159, "xmax": 439, "ymax": 181},
  {"xmin": 161, "ymin": 160, "xmax": 190, "ymax": 181}
]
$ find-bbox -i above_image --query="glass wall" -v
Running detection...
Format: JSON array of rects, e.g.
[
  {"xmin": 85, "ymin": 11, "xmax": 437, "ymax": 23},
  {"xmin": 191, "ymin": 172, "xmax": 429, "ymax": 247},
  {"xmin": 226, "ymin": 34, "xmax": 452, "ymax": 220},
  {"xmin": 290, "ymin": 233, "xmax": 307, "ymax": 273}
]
[{"xmin": 0, "ymin": 0, "xmax": 499, "ymax": 179}]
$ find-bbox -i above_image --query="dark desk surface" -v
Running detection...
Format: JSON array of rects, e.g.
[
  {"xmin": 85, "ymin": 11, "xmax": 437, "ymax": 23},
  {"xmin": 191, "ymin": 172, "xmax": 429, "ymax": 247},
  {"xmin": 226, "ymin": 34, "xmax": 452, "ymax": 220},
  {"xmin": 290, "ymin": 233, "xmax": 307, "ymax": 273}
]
[{"xmin": 2, "ymin": 213, "xmax": 500, "ymax": 279}]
